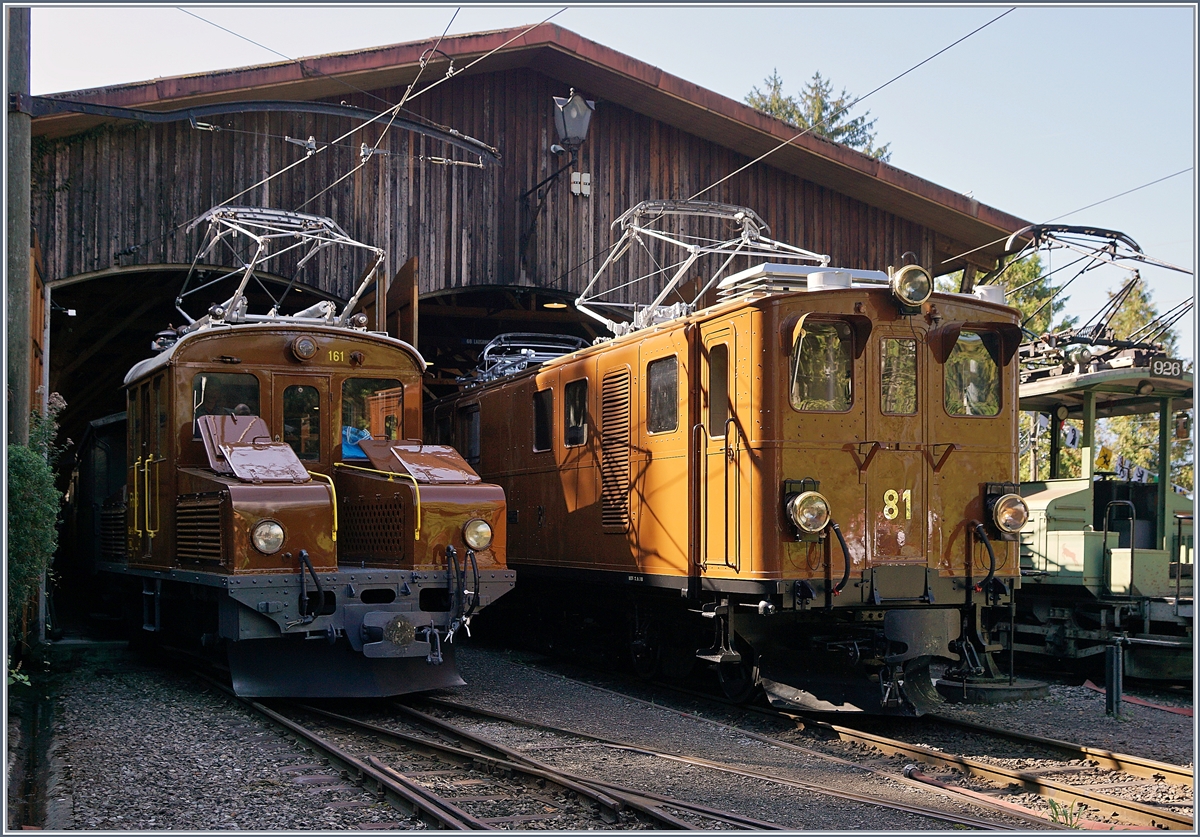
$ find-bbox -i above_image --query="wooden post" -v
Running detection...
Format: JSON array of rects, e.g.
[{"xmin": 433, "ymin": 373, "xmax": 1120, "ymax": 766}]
[{"xmin": 7, "ymin": 6, "xmax": 31, "ymax": 444}]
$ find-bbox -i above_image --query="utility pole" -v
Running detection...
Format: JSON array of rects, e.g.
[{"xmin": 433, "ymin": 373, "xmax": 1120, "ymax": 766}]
[{"xmin": 7, "ymin": 6, "xmax": 32, "ymax": 445}]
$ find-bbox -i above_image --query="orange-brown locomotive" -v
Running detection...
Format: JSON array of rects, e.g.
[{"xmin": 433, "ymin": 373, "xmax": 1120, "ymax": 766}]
[
  {"xmin": 96, "ymin": 208, "xmax": 514, "ymax": 697},
  {"xmin": 431, "ymin": 202, "xmax": 1028, "ymax": 714}
]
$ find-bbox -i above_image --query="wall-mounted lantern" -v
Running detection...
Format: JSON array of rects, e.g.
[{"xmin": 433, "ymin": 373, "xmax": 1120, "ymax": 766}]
[{"xmin": 519, "ymin": 89, "xmax": 595, "ymax": 269}]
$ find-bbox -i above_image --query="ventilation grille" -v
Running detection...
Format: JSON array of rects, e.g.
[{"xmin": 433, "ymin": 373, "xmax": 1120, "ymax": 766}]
[
  {"xmin": 600, "ymin": 369, "xmax": 632, "ymax": 531},
  {"xmin": 340, "ymin": 494, "xmax": 408, "ymax": 564},
  {"xmin": 176, "ymin": 495, "xmax": 225, "ymax": 564},
  {"xmin": 100, "ymin": 501, "xmax": 126, "ymax": 561}
]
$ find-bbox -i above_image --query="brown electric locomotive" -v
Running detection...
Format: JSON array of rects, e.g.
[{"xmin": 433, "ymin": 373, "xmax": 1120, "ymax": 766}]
[
  {"xmin": 431, "ymin": 201, "xmax": 1028, "ymax": 714},
  {"xmin": 96, "ymin": 207, "xmax": 514, "ymax": 697}
]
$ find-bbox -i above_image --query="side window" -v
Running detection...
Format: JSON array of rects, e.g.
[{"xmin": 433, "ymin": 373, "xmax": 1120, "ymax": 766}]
[
  {"xmin": 564, "ymin": 379, "xmax": 588, "ymax": 447},
  {"xmin": 533, "ymin": 389, "xmax": 553, "ymax": 452},
  {"xmin": 283, "ymin": 385, "xmax": 321, "ymax": 460},
  {"xmin": 647, "ymin": 355, "xmax": 679, "ymax": 434},
  {"xmin": 789, "ymin": 321, "xmax": 852, "ymax": 412},
  {"xmin": 708, "ymin": 344, "xmax": 729, "ymax": 436},
  {"xmin": 881, "ymin": 338, "xmax": 917, "ymax": 415},
  {"xmin": 192, "ymin": 372, "xmax": 260, "ymax": 438},
  {"xmin": 342, "ymin": 378, "xmax": 402, "ymax": 459},
  {"xmin": 458, "ymin": 405, "xmax": 480, "ymax": 467},
  {"xmin": 435, "ymin": 412, "xmax": 453, "ymax": 446},
  {"xmin": 945, "ymin": 330, "xmax": 1001, "ymax": 417}
]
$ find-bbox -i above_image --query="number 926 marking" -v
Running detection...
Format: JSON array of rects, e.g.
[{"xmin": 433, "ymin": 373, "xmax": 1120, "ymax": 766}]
[{"xmin": 1151, "ymin": 357, "xmax": 1183, "ymax": 377}]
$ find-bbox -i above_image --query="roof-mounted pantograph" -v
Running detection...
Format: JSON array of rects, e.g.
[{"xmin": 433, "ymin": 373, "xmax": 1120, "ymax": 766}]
[{"xmin": 175, "ymin": 206, "xmax": 386, "ymax": 334}]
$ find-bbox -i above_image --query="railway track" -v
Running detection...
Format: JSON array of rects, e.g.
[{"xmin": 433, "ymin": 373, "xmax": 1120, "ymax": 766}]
[
  {"xmin": 198, "ymin": 670, "xmax": 776, "ymax": 829},
  {"xmin": 414, "ymin": 697, "xmax": 1037, "ymax": 830},
  {"xmin": 507, "ymin": 658, "xmax": 1194, "ymax": 831}
]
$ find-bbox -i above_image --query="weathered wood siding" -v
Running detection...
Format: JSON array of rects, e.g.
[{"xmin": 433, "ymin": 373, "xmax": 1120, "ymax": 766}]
[{"xmin": 32, "ymin": 67, "xmax": 935, "ymax": 297}]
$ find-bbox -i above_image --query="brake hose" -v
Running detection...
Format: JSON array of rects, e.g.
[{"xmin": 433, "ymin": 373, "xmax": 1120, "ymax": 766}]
[
  {"xmin": 830, "ymin": 520, "xmax": 852, "ymax": 596},
  {"xmin": 972, "ymin": 522, "xmax": 997, "ymax": 594}
]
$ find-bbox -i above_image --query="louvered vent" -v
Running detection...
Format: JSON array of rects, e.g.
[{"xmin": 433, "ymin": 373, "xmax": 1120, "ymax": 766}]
[
  {"xmin": 100, "ymin": 501, "xmax": 126, "ymax": 560},
  {"xmin": 340, "ymin": 493, "xmax": 408, "ymax": 564},
  {"xmin": 176, "ymin": 494, "xmax": 225, "ymax": 564},
  {"xmin": 600, "ymin": 368, "xmax": 632, "ymax": 532}
]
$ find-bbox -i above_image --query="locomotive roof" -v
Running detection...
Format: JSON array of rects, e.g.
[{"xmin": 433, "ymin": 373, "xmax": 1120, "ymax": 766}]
[
  {"xmin": 123, "ymin": 322, "xmax": 426, "ymax": 387},
  {"xmin": 459, "ymin": 284, "xmax": 1019, "ymax": 389},
  {"xmin": 1020, "ymin": 366, "xmax": 1193, "ymax": 419}
]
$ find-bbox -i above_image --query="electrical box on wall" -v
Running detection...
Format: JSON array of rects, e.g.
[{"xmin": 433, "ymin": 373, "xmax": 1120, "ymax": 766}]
[{"xmin": 571, "ymin": 172, "xmax": 592, "ymax": 197}]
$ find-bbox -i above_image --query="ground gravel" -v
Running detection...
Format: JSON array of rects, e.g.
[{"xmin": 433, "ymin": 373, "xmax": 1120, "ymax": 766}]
[
  {"xmin": 43, "ymin": 642, "xmax": 418, "ymax": 831},
  {"xmin": 27, "ymin": 637, "xmax": 1196, "ymax": 831}
]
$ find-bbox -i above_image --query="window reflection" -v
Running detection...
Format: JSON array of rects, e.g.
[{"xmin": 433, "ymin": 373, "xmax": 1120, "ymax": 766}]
[
  {"xmin": 790, "ymin": 321, "xmax": 852, "ymax": 412},
  {"xmin": 945, "ymin": 331, "xmax": 1000, "ymax": 416}
]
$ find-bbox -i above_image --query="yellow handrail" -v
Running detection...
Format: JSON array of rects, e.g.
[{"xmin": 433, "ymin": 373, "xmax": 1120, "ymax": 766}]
[
  {"xmin": 333, "ymin": 462, "xmax": 421, "ymax": 540},
  {"xmin": 129, "ymin": 456, "xmax": 143, "ymax": 537},
  {"xmin": 307, "ymin": 471, "xmax": 338, "ymax": 544}
]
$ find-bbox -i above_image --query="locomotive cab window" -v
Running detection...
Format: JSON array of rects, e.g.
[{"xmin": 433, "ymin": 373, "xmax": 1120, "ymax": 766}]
[
  {"xmin": 790, "ymin": 321, "xmax": 852, "ymax": 412},
  {"xmin": 944, "ymin": 330, "xmax": 1001, "ymax": 417},
  {"xmin": 564, "ymin": 379, "xmax": 588, "ymax": 447},
  {"xmin": 458, "ymin": 405, "xmax": 481, "ymax": 467},
  {"xmin": 708, "ymin": 344, "xmax": 729, "ymax": 436},
  {"xmin": 283, "ymin": 385, "xmax": 321, "ymax": 460},
  {"xmin": 881, "ymin": 338, "xmax": 917, "ymax": 415},
  {"xmin": 647, "ymin": 355, "xmax": 679, "ymax": 433},
  {"xmin": 191, "ymin": 372, "xmax": 261, "ymax": 438},
  {"xmin": 533, "ymin": 389, "xmax": 553, "ymax": 452},
  {"xmin": 341, "ymin": 378, "xmax": 402, "ymax": 459}
]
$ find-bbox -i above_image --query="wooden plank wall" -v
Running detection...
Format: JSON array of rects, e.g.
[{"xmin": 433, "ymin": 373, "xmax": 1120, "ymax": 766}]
[{"xmin": 31, "ymin": 67, "xmax": 936, "ymax": 300}]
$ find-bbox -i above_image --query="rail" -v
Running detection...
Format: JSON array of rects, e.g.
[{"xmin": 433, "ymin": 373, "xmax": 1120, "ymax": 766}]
[{"xmin": 421, "ymin": 696, "xmax": 1029, "ymax": 830}]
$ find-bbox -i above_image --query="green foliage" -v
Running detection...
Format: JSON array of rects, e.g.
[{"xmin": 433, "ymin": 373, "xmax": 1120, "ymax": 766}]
[
  {"xmin": 746, "ymin": 69, "xmax": 891, "ymax": 162},
  {"xmin": 7, "ymin": 658, "xmax": 31, "ymax": 687},
  {"xmin": 1046, "ymin": 798, "xmax": 1083, "ymax": 828},
  {"xmin": 6, "ymin": 395, "xmax": 67, "ymax": 643}
]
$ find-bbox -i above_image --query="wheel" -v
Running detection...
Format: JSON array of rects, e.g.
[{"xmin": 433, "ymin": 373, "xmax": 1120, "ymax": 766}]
[
  {"xmin": 716, "ymin": 637, "xmax": 760, "ymax": 702},
  {"xmin": 629, "ymin": 614, "xmax": 660, "ymax": 679}
]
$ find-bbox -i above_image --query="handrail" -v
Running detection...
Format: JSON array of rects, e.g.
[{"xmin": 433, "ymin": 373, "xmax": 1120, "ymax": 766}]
[
  {"xmin": 333, "ymin": 462, "xmax": 421, "ymax": 540},
  {"xmin": 129, "ymin": 456, "xmax": 143, "ymax": 537},
  {"xmin": 723, "ymin": 416, "xmax": 741, "ymax": 572},
  {"xmin": 306, "ymin": 471, "xmax": 338, "ymax": 544},
  {"xmin": 1102, "ymin": 500, "xmax": 1137, "ymax": 596}
]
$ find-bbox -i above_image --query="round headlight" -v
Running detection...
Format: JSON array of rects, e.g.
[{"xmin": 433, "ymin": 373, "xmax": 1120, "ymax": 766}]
[
  {"xmin": 463, "ymin": 518, "xmax": 493, "ymax": 550},
  {"xmin": 992, "ymin": 494, "xmax": 1029, "ymax": 534},
  {"xmin": 252, "ymin": 519, "xmax": 285, "ymax": 554},
  {"xmin": 786, "ymin": 491, "xmax": 831, "ymax": 534},
  {"xmin": 891, "ymin": 264, "xmax": 933, "ymax": 308},
  {"xmin": 291, "ymin": 335, "xmax": 318, "ymax": 361}
]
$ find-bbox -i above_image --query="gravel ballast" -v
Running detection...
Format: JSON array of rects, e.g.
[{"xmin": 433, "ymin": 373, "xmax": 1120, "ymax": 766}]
[{"xmin": 22, "ymin": 637, "xmax": 1196, "ymax": 830}]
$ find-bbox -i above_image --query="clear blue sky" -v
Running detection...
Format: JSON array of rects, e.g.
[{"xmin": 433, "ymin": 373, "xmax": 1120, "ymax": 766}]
[{"xmin": 28, "ymin": 4, "xmax": 1197, "ymax": 355}]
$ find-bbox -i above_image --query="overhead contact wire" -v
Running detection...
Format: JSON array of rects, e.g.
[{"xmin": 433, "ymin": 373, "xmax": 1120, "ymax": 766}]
[
  {"xmin": 292, "ymin": 7, "xmax": 460, "ymax": 209},
  {"xmin": 687, "ymin": 7, "xmax": 1016, "ymax": 202}
]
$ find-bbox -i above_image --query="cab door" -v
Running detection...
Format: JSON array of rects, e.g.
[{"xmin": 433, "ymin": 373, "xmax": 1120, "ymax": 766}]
[
  {"xmin": 863, "ymin": 327, "xmax": 929, "ymax": 582},
  {"xmin": 128, "ymin": 375, "xmax": 170, "ymax": 564},
  {"xmin": 277, "ymin": 375, "xmax": 328, "ymax": 469},
  {"xmin": 701, "ymin": 325, "xmax": 740, "ymax": 573}
]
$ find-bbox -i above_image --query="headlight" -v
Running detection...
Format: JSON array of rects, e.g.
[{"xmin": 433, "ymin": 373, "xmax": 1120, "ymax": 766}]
[
  {"xmin": 991, "ymin": 494, "xmax": 1029, "ymax": 534},
  {"xmin": 786, "ymin": 491, "xmax": 831, "ymax": 534},
  {"xmin": 251, "ymin": 519, "xmax": 285, "ymax": 554},
  {"xmin": 462, "ymin": 518, "xmax": 493, "ymax": 550},
  {"xmin": 891, "ymin": 264, "xmax": 933, "ymax": 308}
]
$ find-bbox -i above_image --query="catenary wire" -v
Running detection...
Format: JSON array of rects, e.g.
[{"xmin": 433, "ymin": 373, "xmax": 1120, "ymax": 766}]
[
  {"xmin": 294, "ymin": 9, "xmax": 461, "ymax": 210},
  {"xmin": 687, "ymin": 8, "xmax": 1015, "ymax": 202},
  {"xmin": 942, "ymin": 167, "xmax": 1194, "ymax": 267}
]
